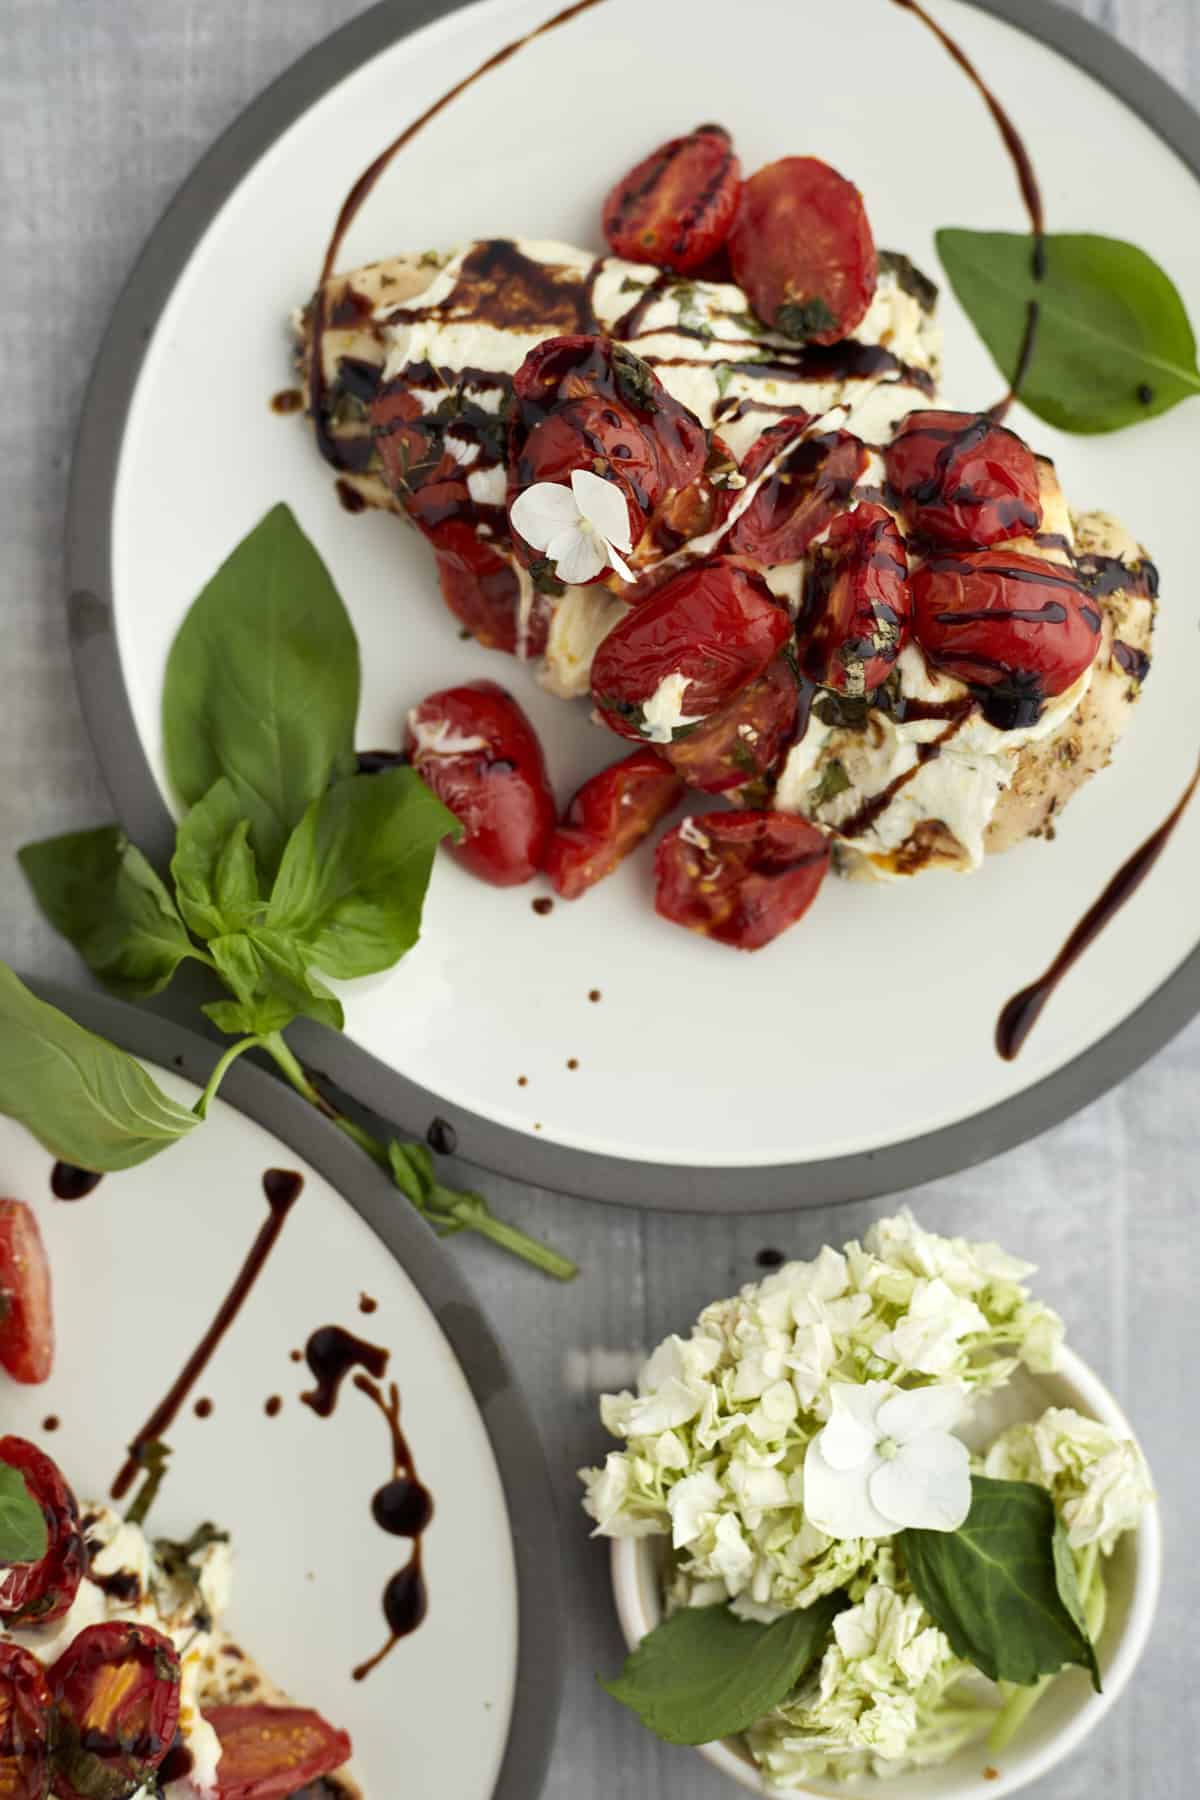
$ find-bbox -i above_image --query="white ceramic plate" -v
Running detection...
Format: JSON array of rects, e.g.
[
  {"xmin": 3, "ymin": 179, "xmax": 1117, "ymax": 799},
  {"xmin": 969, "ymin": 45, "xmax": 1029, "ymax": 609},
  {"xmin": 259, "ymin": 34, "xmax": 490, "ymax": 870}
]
[
  {"xmin": 70, "ymin": 0, "xmax": 1200, "ymax": 1205},
  {"xmin": 0, "ymin": 986, "xmax": 561, "ymax": 1800},
  {"xmin": 611, "ymin": 1346, "xmax": 1162, "ymax": 1798}
]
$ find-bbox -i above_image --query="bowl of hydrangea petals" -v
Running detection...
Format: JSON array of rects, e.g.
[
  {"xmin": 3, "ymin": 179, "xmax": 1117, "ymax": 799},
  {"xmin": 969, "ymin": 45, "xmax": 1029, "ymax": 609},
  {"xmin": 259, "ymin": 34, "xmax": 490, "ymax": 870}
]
[{"xmin": 582, "ymin": 1212, "xmax": 1159, "ymax": 1797}]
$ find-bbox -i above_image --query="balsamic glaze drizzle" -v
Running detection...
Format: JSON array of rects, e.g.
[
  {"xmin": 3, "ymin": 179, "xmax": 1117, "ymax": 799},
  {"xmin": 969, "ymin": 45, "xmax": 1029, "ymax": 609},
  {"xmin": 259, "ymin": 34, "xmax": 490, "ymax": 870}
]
[
  {"xmin": 50, "ymin": 1162, "xmax": 104, "ymax": 1201},
  {"xmin": 301, "ymin": 1326, "xmax": 389, "ymax": 1418},
  {"xmin": 110, "ymin": 1172, "xmax": 302, "ymax": 1500},
  {"xmin": 997, "ymin": 756, "xmax": 1200, "ymax": 1059},
  {"xmin": 351, "ymin": 1373, "xmax": 435, "ymax": 1682},
  {"xmin": 891, "ymin": 0, "xmax": 1045, "ymax": 417},
  {"xmin": 308, "ymin": 0, "xmax": 608, "ymax": 467}
]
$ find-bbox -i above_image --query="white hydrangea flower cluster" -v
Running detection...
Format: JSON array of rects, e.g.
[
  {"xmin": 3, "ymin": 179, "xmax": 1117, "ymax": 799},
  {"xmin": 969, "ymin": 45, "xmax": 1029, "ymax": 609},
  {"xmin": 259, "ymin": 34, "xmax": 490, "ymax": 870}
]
[
  {"xmin": 582, "ymin": 1212, "xmax": 1151, "ymax": 1788},
  {"xmin": 747, "ymin": 1579, "xmax": 985, "ymax": 1785},
  {"xmin": 581, "ymin": 1212, "xmax": 1063, "ymax": 1613},
  {"xmin": 983, "ymin": 1406, "xmax": 1153, "ymax": 1556}
]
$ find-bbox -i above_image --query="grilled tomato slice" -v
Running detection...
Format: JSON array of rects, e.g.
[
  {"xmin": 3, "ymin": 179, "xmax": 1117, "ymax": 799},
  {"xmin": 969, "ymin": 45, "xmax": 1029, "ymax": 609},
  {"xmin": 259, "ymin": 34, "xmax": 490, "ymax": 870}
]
[
  {"xmin": 655, "ymin": 811, "xmax": 830, "ymax": 950},
  {"xmin": 0, "ymin": 1643, "xmax": 51, "ymax": 1800},
  {"xmin": 884, "ymin": 410, "xmax": 1042, "ymax": 549},
  {"xmin": 49, "ymin": 1623, "xmax": 181, "ymax": 1800},
  {"xmin": 0, "ymin": 1201, "xmax": 53, "ymax": 1385},
  {"xmin": 591, "ymin": 559, "xmax": 792, "ymax": 743},
  {"xmin": 797, "ymin": 503, "xmax": 911, "ymax": 696},
  {"xmin": 406, "ymin": 681, "xmax": 556, "ymax": 886},
  {"xmin": 729, "ymin": 157, "xmax": 877, "ymax": 344},
  {"xmin": 0, "ymin": 1439, "xmax": 82, "ymax": 1629},
  {"xmin": 205, "ymin": 1705, "xmax": 353, "ymax": 1800},
  {"xmin": 911, "ymin": 549, "xmax": 1102, "ymax": 729},
  {"xmin": 602, "ymin": 123, "xmax": 741, "ymax": 274},
  {"xmin": 546, "ymin": 748, "xmax": 683, "ymax": 900}
]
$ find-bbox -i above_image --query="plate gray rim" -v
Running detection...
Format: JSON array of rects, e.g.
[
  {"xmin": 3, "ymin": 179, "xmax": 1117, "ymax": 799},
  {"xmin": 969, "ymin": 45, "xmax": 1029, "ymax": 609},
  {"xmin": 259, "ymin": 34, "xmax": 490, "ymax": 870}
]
[
  {"xmin": 27, "ymin": 976, "xmax": 564, "ymax": 1800},
  {"xmin": 65, "ymin": 0, "xmax": 1200, "ymax": 1212}
]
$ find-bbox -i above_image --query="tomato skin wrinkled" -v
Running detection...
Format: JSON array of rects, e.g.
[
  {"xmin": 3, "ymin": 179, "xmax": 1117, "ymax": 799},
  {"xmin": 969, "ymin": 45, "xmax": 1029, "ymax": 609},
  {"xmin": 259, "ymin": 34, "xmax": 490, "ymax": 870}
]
[
  {"xmin": 0, "ymin": 1438, "xmax": 83, "ymax": 1628},
  {"xmin": 49, "ymin": 1623, "xmax": 181, "ymax": 1800},
  {"xmin": 911, "ymin": 549, "xmax": 1102, "ymax": 729},
  {"xmin": 591, "ymin": 559, "xmax": 793, "ymax": 744},
  {"xmin": 406, "ymin": 681, "xmax": 556, "ymax": 887},
  {"xmin": 507, "ymin": 336, "xmax": 709, "ymax": 580},
  {"xmin": 797, "ymin": 503, "xmax": 911, "ymax": 696},
  {"xmin": 0, "ymin": 1643, "xmax": 52, "ymax": 1800},
  {"xmin": 661, "ymin": 654, "xmax": 802, "ymax": 796},
  {"xmin": 206, "ymin": 1705, "xmax": 353, "ymax": 1800},
  {"xmin": 546, "ymin": 749, "xmax": 684, "ymax": 900},
  {"xmin": 655, "ymin": 811, "xmax": 830, "ymax": 950},
  {"xmin": 727, "ymin": 425, "xmax": 868, "ymax": 566},
  {"xmin": 602, "ymin": 123, "xmax": 742, "ymax": 274},
  {"xmin": 729, "ymin": 157, "xmax": 877, "ymax": 344},
  {"xmin": 0, "ymin": 1200, "xmax": 53, "ymax": 1385},
  {"xmin": 884, "ymin": 410, "xmax": 1043, "ymax": 549}
]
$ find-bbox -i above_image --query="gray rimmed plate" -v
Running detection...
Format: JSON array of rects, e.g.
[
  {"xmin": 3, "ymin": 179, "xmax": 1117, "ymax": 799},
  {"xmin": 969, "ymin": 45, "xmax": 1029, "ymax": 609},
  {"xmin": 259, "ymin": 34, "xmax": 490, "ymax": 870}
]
[
  {"xmin": 67, "ymin": 0, "xmax": 1200, "ymax": 1210},
  {"xmin": 5, "ymin": 980, "xmax": 562, "ymax": 1799}
]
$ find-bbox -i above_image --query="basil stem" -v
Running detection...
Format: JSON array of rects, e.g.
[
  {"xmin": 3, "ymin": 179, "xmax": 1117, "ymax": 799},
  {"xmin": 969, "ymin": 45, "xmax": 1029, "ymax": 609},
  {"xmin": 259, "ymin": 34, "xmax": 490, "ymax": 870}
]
[{"xmin": 258, "ymin": 1033, "xmax": 577, "ymax": 1281}]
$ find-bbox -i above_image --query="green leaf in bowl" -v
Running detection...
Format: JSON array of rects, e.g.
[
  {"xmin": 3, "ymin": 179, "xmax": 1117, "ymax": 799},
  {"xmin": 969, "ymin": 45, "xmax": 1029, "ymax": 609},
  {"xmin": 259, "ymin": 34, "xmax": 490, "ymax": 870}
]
[
  {"xmin": 936, "ymin": 228, "xmax": 1200, "ymax": 433},
  {"xmin": 600, "ymin": 1593, "xmax": 846, "ymax": 1746},
  {"xmin": 900, "ymin": 1475, "xmax": 1101, "ymax": 1691}
]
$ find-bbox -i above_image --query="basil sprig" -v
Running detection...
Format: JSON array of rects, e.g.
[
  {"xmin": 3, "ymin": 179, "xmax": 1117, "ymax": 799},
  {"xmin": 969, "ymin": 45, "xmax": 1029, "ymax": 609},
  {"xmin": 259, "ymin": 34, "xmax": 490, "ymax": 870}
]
[
  {"xmin": 900, "ymin": 1475, "xmax": 1101, "ymax": 1691},
  {"xmin": 937, "ymin": 229, "xmax": 1200, "ymax": 434},
  {"xmin": 15, "ymin": 505, "xmax": 575, "ymax": 1280},
  {"xmin": 0, "ymin": 1463, "xmax": 51, "ymax": 1566},
  {"xmin": 600, "ymin": 1594, "xmax": 846, "ymax": 1745},
  {"xmin": 0, "ymin": 963, "xmax": 198, "ymax": 1169},
  {"xmin": 163, "ymin": 501, "xmax": 360, "ymax": 880}
]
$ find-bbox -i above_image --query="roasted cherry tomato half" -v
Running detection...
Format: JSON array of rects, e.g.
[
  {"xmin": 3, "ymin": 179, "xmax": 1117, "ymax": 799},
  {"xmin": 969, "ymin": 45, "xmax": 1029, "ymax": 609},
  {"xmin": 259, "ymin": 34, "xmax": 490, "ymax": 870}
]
[
  {"xmin": 0, "ymin": 1438, "xmax": 83, "ymax": 1628},
  {"xmin": 602, "ymin": 122, "xmax": 742, "ymax": 274},
  {"xmin": 798, "ymin": 503, "xmax": 910, "ymax": 697},
  {"xmin": 0, "ymin": 1201, "xmax": 53, "ymax": 1385},
  {"xmin": 727, "ymin": 425, "xmax": 869, "ymax": 565},
  {"xmin": 0, "ymin": 1643, "xmax": 52, "ymax": 1800},
  {"xmin": 655, "ymin": 811, "xmax": 830, "ymax": 950},
  {"xmin": 423, "ymin": 520, "xmax": 528, "ymax": 656},
  {"xmin": 591, "ymin": 559, "xmax": 792, "ymax": 743},
  {"xmin": 884, "ymin": 410, "xmax": 1042, "ymax": 549},
  {"xmin": 911, "ymin": 549, "xmax": 1102, "ymax": 729},
  {"xmin": 370, "ymin": 373, "xmax": 508, "ymax": 540},
  {"xmin": 406, "ymin": 681, "xmax": 556, "ymax": 886},
  {"xmin": 49, "ymin": 1623, "xmax": 181, "ymax": 1800},
  {"xmin": 508, "ymin": 337, "xmax": 708, "ymax": 576},
  {"xmin": 546, "ymin": 748, "xmax": 683, "ymax": 900},
  {"xmin": 729, "ymin": 156, "xmax": 877, "ymax": 345},
  {"xmin": 205, "ymin": 1705, "xmax": 353, "ymax": 1800},
  {"xmin": 662, "ymin": 654, "xmax": 801, "ymax": 796}
]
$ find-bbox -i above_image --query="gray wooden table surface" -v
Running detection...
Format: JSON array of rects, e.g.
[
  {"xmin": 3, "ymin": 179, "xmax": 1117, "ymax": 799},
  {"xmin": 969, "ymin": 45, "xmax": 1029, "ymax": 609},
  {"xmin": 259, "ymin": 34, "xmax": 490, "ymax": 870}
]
[{"xmin": 3, "ymin": 1, "xmax": 1199, "ymax": 1795}]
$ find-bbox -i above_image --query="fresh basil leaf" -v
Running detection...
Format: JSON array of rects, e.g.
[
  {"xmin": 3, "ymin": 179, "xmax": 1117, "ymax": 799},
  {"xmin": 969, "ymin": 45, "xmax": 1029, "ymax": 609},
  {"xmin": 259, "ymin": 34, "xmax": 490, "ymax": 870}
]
[
  {"xmin": 600, "ymin": 1595, "xmax": 845, "ymax": 1746},
  {"xmin": 0, "ymin": 1463, "xmax": 49, "ymax": 1565},
  {"xmin": 19, "ymin": 828, "xmax": 197, "ymax": 1000},
  {"xmin": 0, "ymin": 962, "xmax": 198, "ymax": 1169},
  {"xmin": 206, "ymin": 930, "xmax": 344, "ymax": 1036},
  {"xmin": 265, "ymin": 769, "xmax": 460, "ymax": 980},
  {"xmin": 936, "ymin": 229, "xmax": 1200, "ymax": 433},
  {"xmin": 162, "ymin": 504, "xmax": 361, "ymax": 879},
  {"xmin": 171, "ymin": 780, "xmax": 263, "ymax": 941},
  {"xmin": 900, "ymin": 1476, "xmax": 1100, "ymax": 1692}
]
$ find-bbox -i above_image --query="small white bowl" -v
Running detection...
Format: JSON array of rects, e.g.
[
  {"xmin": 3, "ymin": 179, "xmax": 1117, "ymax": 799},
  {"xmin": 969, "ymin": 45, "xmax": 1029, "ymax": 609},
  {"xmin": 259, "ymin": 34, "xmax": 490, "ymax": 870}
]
[{"xmin": 610, "ymin": 1346, "xmax": 1160, "ymax": 1798}]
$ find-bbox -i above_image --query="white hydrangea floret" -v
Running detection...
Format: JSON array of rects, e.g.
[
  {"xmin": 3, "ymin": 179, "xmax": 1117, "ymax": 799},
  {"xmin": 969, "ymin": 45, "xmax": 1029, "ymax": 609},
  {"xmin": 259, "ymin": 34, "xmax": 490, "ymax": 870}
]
[
  {"xmin": 509, "ymin": 467, "xmax": 634, "ymax": 584},
  {"xmin": 803, "ymin": 1382, "xmax": 971, "ymax": 1539},
  {"xmin": 983, "ymin": 1406, "xmax": 1153, "ymax": 1555}
]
